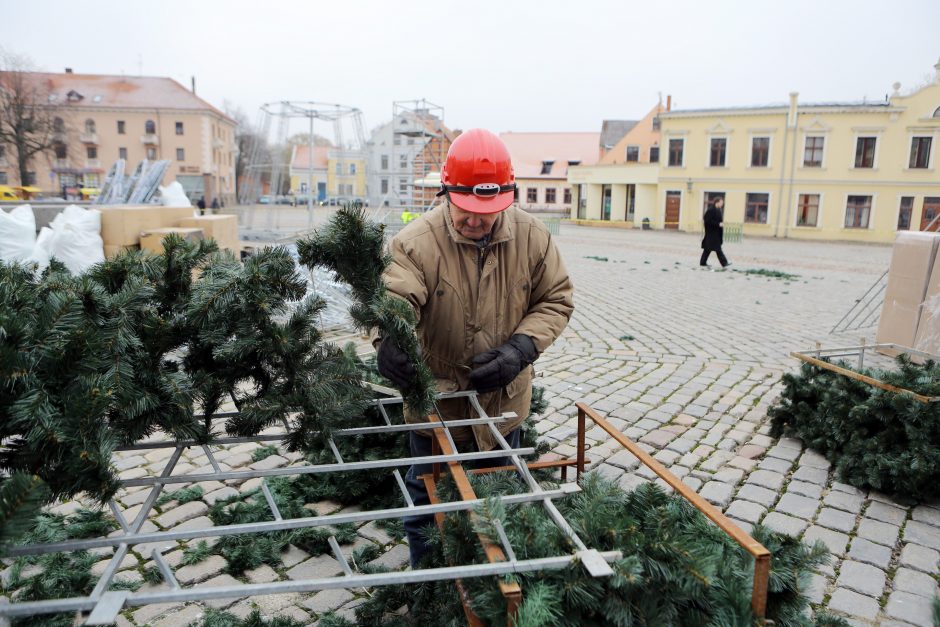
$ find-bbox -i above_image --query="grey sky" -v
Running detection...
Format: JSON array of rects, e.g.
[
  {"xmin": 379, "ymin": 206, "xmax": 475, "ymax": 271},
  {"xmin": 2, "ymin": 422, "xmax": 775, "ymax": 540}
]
[{"xmin": 5, "ymin": 0, "xmax": 939, "ymax": 138}]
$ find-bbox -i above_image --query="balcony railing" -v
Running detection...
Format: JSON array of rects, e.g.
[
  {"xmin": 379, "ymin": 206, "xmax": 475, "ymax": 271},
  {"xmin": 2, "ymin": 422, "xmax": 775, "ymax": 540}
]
[
  {"xmin": 86, "ymin": 159, "xmax": 101, "ymax": 169},
  {"xmin": 80, "ymin": 132, "xmax": 99, "ymax": 144},
  {"xmin": 140, "ymin": 134, "xmax": 160, "ymax": 146}
]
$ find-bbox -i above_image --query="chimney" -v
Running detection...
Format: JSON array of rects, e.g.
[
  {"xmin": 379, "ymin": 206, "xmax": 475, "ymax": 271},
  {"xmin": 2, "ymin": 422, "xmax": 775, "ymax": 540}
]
[
  {"xmin": 666, "ymin": 94, "xmax": 672, "ymax": 111},
  {"xmin": 65, "ymin": 68, "xmax": 73, "ymax": 74},
  {"xmin": 191, "ymin": 76, "xmax": 196, "ymax": 94}
]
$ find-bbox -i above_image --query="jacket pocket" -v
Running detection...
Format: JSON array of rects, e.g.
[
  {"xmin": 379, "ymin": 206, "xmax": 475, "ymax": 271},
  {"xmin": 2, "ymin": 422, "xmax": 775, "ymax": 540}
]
[{"xmin": 506, "ymin": 365, "xmax": 533, "ymax": 400}]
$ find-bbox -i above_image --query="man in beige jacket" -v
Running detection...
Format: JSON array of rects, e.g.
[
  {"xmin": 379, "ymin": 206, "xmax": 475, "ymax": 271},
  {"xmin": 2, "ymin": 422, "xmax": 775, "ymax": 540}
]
[{"xmin": 376, "ymin": 128, "xmax": 574, "ymax": 566}]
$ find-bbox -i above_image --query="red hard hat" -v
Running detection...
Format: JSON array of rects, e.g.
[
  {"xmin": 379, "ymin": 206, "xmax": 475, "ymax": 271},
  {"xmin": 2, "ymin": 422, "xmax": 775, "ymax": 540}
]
[{"xmin": 439, "ymin": 129, "xmax": 516, "ymax": 214}]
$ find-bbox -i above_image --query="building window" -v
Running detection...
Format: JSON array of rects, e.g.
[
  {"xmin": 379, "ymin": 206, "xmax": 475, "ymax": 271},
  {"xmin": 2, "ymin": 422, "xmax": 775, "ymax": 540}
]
[
  {"xmin": 176, "ymin": 148, "xmax": 185, "ymax": 161},
  {"xmin": 54, "ymin": 143, "xmax": 67, "ymax": 159},
  {"xmin": 854, "ymin": 137, "xmax": 876, "ymax": 168},
  {"xmin": 602, "ymin": 185, "xmax": 612, "ymax": 220},
  {"xmin": 146, "ymin": 147, "xmax": 156, "ymax": 160},
  {"xmin": 175, "ymin": 122, "xmax": 184, "ymax": 135},
  {"xmin": 119, "ymin": 147, "xmax": 128, "ymax": 160},
  {"xmin": 934, "ymin": 106, "xmax": 940, "ymax": 118},
  {"xmin": 85, "ymin": 119, "xmax": 96, "ymax": 134},
  {"xmin": 117, "ymin": 120, "xmax": 125, "ymax": 134},
  {"xmin": 652, "ymin": 117, "xmax": 661, "ymax": 131},
  {"xmin": 796, "ymin": 194, "xmax": 820, "ymax": 227},
  {"xmin": 540, "ymin": 161, "xmax": 554, "ymax": 175},
  {"xmin": 335, "ymin": 163, "xmax": 342, "ymax": 175},
  {"xmin": 381, "ymin": 155, "xmax": 388, "ymax": 170},
  {"xmin": 24, "ymin": 172, "xmax": 36, "ymax": 185},
  {"xmin": 527, "ymin": 188, "xmax": 538, "ymax": 203},
  {"xmin": 626, "ymin": 185, "xmax": 636, "ymax": 221},
  {"xmin": 910, "ymin": 137, "xmax": 932, "ymax": 169},
  {"xmin": 145, "ymin": 120, "xmax": 156, "ymax": 134},
  {"xmin": 53, "ymin": 117, "xmax": 65, "ymax": 133},
  {"xmin": 0, "ymin": 172, "xmax": 7, "ymax": 184},
  {"xmin": 751, "ymin": 137, "xmax": 770, "ymax": 167},
  {"xmin": 845, "ymin": 195, "xmax": 872, "ymax": 228},
  {"xmin": 709, "ymin": 138, "xmax": 727, "ymax": 167},
  {"xmin": 399, "ymin": 179, "xmax": 407, "ymax": 193},
  {"xmin": 380, "ymin": 178, "xmax": 388, "ymax": 194},
  {"xmin": 0, "ymin": 145, "xmax": 4, "ymax": 159},
  {"xmin": 649, "ymin": 146, "xmax": 660, "ymax": 163},
  {"xmin": 668, "ymin": 139, "xmax": 684, "ymax": 166},
  {"xmin": 898, "ymin": 196, "xmax": 914, "ymax": 230},
  {"xmin": 399, "ymin": 155, "xmax": 407, "ymax": 169},
  {"xmin": 86, "ymin": 146, "xmax": 97, "ymax": 159},
  {"xmin": 563, "ymin": 188, "xmax": 571, "ymax": 204},
  {"xmin": 625, "ymin": 146, "xmax": 639, "ymax": 162},
  {"xmin": 545, "ymin": 188, "xmax": 556, "ymax": 204},
  {"xmin": 745, "ymin": 193, "xmax": 769, "ymax": 223},
  {"xmin": 567, "ymin": 160, "xmax": 580, "ymax": 167},
  {"xmin": 349, "ymin": 163, "xmax": 356, "ymax": 175},
  {"xmin": 804, "ymin": 136, "xmax": 824, "ymax": 167}
]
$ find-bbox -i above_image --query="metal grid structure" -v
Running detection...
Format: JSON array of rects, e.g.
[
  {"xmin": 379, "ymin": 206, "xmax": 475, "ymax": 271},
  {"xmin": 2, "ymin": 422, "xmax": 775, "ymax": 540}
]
[
  {"xmin": 239, "ymin": 101, "xmax": 366, "ymax": 229},
  {"xmin": 0, "ymin": 389, "xmax": 621, "ymax": 625},
  {"xmin": 830, "ymin": 270, "xmax": 888, "ymax": 334}
]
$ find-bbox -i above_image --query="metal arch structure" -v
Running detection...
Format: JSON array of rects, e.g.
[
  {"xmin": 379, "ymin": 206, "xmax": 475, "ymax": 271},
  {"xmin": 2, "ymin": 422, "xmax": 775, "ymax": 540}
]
[
  {"xmin": 240, "ymin": 101, "xmax": 366, "ymax": 230},
  {"xmin": 0, "ymin": 389, "xmax": 621, "ymax": 626}
]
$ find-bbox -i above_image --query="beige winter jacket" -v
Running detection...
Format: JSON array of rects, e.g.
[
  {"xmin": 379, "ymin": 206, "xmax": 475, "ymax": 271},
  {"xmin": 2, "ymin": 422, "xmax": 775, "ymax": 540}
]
[{"xmin": 383, "ymin": 201, "xmax": 574, "ymax": 450}]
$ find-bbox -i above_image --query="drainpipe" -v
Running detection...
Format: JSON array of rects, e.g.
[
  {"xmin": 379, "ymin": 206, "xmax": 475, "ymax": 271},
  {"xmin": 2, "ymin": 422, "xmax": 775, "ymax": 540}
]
[
  {"xmin": 782, "ymin": 92, "xmax": 799, "ymax": 238},
  {"xmin": 774, "ymin": 92, "xmax": 797, "ymax": 237}
]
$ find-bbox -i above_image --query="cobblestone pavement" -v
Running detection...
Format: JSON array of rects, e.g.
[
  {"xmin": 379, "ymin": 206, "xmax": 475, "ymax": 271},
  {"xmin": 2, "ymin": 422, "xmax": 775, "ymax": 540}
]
[
  {"xmin": 536, "ymin": 225, "xmax": 936, "ymax": 626},
  {"xmin": 6, "ymin": 221, "xmax": 938, "ymax": 626}
]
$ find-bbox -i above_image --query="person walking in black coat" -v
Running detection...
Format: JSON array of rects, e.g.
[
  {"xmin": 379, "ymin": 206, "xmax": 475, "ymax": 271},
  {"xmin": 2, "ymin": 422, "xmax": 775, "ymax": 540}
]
[{"xmin": 701, "ymin": 197, "xmax": 730, "ymax": 268}]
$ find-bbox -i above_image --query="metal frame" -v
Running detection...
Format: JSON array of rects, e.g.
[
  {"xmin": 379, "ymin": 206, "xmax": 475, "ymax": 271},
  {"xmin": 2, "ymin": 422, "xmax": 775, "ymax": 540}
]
[
  {"xmin": 0, "ymin": 390, "xmax": 620, "ymax": 625},
  {"xmin": 792, "ymin": 342, "xmax": 940, "ymax": 403}
]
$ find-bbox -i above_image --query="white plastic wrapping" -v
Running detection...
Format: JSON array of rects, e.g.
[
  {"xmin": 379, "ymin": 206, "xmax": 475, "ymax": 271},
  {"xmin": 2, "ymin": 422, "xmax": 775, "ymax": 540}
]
[{"xmin": 0, "ymin": 204, "xmax": 38, "ymax": 262}]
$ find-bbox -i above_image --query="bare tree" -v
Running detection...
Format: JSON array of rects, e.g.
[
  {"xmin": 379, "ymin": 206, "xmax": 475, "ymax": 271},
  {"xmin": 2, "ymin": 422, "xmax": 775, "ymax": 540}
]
[
  {"xmin": 0, "ymin": 49, "xmax": 60, "ymax": 186},
  {"xmin": 223, "ymin": 101, "xmax": 272, "ymax": 200}
]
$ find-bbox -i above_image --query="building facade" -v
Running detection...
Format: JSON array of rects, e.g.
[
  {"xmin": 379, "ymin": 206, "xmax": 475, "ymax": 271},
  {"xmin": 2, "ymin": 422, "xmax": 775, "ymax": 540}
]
[
  {"xmin": 570, "ymin": 62, "xmax": 940, "ymax": 243},
  {"xmin": 499, "ymin": 132, "xmax": 600, "ymax": 215},
  {"xmin": 365, "ymin": 106, "xmax": 454, "ymax": 209},
  {"xmin": 0, "ymin": 71, "xmax": 237, "ymax": 205}
]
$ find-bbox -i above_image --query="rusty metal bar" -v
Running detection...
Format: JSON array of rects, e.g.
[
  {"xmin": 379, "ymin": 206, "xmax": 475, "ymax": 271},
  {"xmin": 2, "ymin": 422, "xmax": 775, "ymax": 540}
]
[
  {"xmin": 429, "ymin": 425, "xmax": 524, "ymax": 618},
  {"xmin": 576, "ymin": 402, "xmax": 771, "ymax": 621},
  {"xmin": 791, "ymin": 351, "xmax": 940, "ymax": 403}
]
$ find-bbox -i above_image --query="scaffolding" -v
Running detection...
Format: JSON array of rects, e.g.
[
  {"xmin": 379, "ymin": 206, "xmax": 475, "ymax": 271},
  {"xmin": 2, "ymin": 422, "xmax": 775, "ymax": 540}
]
[
  {"xmin": 239, "ymin": 102, "xmax": 366, "ymax": 230},
  {"xmin": 375, "ymin": 99, "xmax": 449, "ymax": 213}
]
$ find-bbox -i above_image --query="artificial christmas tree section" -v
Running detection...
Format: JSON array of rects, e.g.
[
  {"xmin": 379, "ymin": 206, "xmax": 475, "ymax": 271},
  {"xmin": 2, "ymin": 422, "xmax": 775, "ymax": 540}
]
[{"xmin": 770, "ymin": 349, "xmax": 940, "ymax": 501}]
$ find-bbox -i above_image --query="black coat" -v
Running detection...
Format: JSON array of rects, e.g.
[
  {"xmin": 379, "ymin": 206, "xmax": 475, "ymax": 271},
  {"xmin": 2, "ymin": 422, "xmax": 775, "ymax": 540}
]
[{"xmin": 702, "ymin": 206, "xmax": 724, "ymax": 250}]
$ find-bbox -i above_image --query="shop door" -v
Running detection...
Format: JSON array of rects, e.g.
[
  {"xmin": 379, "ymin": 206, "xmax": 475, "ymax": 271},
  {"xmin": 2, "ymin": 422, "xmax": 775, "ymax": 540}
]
[
  {"xmin": 921, "ymin": 197, "xmax": 940, "ymax": 231},
  {"xmin": 664, "ymin": 191, "xmax": 681, "ymax": 229}
]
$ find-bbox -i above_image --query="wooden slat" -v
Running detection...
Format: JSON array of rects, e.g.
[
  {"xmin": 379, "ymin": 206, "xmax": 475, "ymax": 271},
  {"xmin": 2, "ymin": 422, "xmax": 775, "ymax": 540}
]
[
  {"xmin": 577, "ymin": 402, "xmax": 771, "ymax": 622},
  {"xmin": 791, "ymin": 352, "xmax": 938, "ymax": 403},
  {"xmin": 428, "ymin": 422, "xmax": 523, "ymax": 622}
]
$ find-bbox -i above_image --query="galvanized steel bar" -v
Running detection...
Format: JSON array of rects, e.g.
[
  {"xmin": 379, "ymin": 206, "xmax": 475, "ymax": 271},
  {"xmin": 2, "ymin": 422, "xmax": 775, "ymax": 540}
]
[{"xmin": 4, "ymin": 485, "xmax": 579, "ymax": 557}]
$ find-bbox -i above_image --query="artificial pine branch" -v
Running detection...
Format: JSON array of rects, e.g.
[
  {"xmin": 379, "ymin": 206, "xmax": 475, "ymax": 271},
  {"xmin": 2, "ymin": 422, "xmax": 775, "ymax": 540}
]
[{"xmin": 296, "ymin": 204, "xmax": 436, "ymax": 416}]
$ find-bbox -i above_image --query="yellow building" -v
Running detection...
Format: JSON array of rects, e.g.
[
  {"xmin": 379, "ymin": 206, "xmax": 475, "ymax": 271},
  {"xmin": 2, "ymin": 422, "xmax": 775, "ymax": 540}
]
[
  {"xmin": 0, "ymin": 70, "xmax": 237, "ymax": 205},
  {"xmin": 326, "ymin": 149, "xmax": 366, "ymax": 202},
  {"xmin": 571, "ymin": 61, "xmax": 940, "ymax": 242}
]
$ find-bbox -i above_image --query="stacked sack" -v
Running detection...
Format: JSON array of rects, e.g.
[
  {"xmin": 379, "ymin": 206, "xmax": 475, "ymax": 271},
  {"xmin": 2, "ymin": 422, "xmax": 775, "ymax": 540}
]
[{"xmin": 0, "ymin": 204, "xmax": 105, "ymax": 274}]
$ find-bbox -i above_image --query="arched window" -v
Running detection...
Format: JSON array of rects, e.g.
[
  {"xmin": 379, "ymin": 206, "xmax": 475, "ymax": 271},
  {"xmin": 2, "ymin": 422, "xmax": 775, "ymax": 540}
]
[
  {"xmin": 85, "ymin": 119, "xmax": 96, "ymax": 134},
  {"xmin": 933, "ymin": 106, "xmax": 940, "ymax": 118},
  {"xmin": 53, "ymin": 117, "xmax": 65, "ymax": 132},
  {"xmin": 145, "ymin": 120, "xmax": 156, "ymax": 134}
]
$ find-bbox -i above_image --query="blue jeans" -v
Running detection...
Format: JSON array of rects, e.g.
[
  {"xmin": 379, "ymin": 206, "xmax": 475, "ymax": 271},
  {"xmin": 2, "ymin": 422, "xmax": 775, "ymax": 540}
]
[{"xmin": 403, "ymin": 428, "xmax": 521, "ymax": 567}]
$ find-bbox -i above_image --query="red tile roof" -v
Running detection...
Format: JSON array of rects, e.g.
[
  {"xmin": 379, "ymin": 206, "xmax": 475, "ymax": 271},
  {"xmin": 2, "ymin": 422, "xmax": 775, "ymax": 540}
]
[
  {"xmin": 499, "ymin": 132, "xmax": 601, "ymax": 178},
  {"xmin": 0, "ymin": 72, "xmax": 234, "ymax": 122},
  {"xmin": 291, "ymin": 145, "xmax": 330, "ymax": 170}
]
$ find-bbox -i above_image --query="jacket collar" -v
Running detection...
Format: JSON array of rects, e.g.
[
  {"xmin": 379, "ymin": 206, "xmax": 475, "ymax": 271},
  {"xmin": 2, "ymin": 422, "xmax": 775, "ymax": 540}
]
[{"xmin": 440, "ymin": 201, "xmax": 515, "ymax": 247}]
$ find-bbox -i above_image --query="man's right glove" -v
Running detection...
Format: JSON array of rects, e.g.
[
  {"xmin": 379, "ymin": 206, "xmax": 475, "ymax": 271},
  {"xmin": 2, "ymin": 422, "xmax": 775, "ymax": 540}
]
[
  {"xmin": 469, "ymin": 334, "xmax": 538, "ymax": 393},
  {"xmin": 377, "ymin": 338, "xmax": 417, "ymax": 389}
]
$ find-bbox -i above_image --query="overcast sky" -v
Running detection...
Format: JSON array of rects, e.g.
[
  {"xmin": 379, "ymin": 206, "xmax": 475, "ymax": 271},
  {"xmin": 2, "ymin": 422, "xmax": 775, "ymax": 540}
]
[{"xmin": 5, "ymin": 0, "xmax": 939, "ymax": 141}]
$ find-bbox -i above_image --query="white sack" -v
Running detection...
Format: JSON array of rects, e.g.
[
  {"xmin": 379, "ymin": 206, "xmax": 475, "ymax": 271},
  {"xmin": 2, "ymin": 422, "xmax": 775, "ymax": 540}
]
[
  {"xmin": 48, "ymin": 222, "xmax": 105, "ymax": 274},
  {"xmin": 159, "ymin": 182, "xmax": 193, "ymax": 208},
  {"xmin": 0, "ymin": 204, "xmax": 37, "ymax": 262},
  {"xmin": 50, "ymin": 204, "xmax": 102, "ymax": 233}
]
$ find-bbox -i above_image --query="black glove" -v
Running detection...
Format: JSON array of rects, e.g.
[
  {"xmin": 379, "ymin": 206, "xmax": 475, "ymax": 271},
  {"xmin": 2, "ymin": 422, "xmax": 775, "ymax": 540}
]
[
  {"xmin": 377, "ymin": 338, "xmax": 417, "ymax": 389},
  {"xmin": 469, "ymin": 334, "xmax": 538, "ymax": 393}
]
